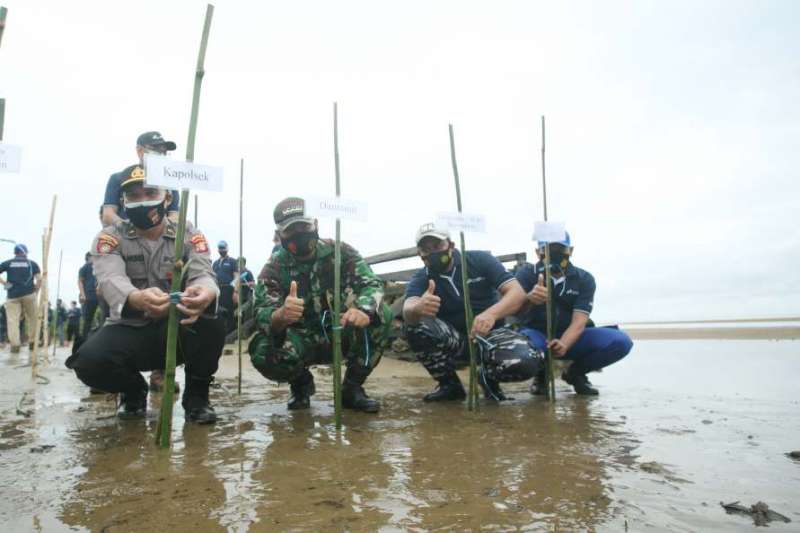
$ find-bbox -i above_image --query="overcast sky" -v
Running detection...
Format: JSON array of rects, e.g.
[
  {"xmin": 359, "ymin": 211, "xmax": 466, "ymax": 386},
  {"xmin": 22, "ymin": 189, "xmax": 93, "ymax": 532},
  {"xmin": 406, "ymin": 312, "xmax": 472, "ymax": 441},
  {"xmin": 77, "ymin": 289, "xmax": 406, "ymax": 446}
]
[{"xmin": 1, "ymin": 0, "xmax": 798, "ymax": 323}]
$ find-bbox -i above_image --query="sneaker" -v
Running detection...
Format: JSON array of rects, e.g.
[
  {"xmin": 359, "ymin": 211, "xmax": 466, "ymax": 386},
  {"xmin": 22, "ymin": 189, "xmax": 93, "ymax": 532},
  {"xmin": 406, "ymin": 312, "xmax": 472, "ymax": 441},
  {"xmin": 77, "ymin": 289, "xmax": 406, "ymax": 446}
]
[{"xmin": 562, "ymin": 368, "xmax": 599, "ymax": 396}]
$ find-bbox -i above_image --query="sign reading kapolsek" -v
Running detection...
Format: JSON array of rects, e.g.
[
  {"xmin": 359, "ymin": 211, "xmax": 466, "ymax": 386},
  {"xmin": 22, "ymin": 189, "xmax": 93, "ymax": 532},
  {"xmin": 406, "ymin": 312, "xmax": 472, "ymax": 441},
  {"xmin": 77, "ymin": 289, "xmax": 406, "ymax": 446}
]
[
  {"xmin": 0, "ymin": 143, "xmax": 22, "ymax": 173},
  {"xmin": 144, "ymin": 154, "xmax": 223, "ymax": 192}
]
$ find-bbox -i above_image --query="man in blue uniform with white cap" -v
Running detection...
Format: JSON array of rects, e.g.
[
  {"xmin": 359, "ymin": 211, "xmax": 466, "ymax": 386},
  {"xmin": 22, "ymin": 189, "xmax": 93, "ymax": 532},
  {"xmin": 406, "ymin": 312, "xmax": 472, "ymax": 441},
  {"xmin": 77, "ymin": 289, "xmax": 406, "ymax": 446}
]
[{"xmin": 515, "ymin": 232, "xmax": 633, "ymax": 395}]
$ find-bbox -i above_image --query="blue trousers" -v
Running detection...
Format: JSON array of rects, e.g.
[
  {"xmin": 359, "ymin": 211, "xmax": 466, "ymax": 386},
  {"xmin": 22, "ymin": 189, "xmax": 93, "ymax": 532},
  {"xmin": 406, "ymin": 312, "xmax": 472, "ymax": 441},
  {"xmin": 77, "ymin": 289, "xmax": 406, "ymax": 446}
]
[{"xmin": 519, "ymin": 326, "xmax": 632, "ymax": 374}]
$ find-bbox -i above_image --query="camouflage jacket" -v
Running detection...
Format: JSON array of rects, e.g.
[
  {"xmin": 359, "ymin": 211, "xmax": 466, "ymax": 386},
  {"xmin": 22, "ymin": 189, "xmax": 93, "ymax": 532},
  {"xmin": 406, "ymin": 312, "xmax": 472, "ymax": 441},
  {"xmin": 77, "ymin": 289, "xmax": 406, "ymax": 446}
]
[{"xmin": 254, "ymin": 239, "xmax": 386, "ymax": 336}]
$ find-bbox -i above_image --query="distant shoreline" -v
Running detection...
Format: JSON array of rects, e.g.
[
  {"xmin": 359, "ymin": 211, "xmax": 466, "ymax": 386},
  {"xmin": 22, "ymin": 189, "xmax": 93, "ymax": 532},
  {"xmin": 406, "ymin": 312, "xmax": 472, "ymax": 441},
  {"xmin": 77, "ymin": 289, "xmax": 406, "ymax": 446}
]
[
  {"xmin": 621, "ymin": 317, "xmax": 800, "ymax": 326},
  {"xmin": 625, "ymin": 326, "xmax": 799, "ymax": 341}
]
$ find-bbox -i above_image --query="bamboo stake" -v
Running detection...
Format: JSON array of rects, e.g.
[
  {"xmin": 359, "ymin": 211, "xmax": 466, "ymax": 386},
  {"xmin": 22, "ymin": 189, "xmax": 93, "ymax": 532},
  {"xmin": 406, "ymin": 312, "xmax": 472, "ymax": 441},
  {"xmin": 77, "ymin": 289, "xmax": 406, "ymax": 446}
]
[
  {"xmin": 237, "ymin": 157, "xmax": 243, "ymax": 394},
  {"xmin": 49, "ymin": 249, "xmax": 63, "ymax": 361},
  {"xmin": 194, "ymin": 194, "xmax": 198, "ymax": 228},
  {"xmin": 332, "ymin": 102, "xmax": 343, "ymax": 428},
  {"xmin": 31, "ymin": 196, "xmax": 56, "ymax": 378},
  {"xmin": 447, "ymin": 124, "xmax": 479, "ymax": 411},
  {"xmin": 540, "ymin": 116, "xmax": 556, "ymax": 400},
  {"xmin": 155, "ymin": 3, "xmax": 214, "ymax": 448},
  {"xmin": 0, "ymin": 6, "xmax": 7, "ymax": 142}
]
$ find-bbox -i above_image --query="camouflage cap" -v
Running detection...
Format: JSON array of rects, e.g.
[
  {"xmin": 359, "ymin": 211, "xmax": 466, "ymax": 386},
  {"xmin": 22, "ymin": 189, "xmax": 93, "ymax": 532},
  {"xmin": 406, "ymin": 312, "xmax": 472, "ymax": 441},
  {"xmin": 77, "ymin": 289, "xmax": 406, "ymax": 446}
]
[{"xmin": 274, "ymin": 197, "xmax": 315, "ymax": 231}]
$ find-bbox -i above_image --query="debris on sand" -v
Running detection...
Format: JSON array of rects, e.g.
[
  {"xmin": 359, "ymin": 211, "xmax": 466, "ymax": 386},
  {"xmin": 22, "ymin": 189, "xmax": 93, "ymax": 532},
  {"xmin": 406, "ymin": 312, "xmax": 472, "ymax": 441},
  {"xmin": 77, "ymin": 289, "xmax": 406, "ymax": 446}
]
[
  {"xmin": 787, "ymin": 450, "xmax": 800, "ymax": 461},
  {"xmin": 29, "ymin": 444, "xmax": 56, "ymax": 453},
  {"xmin": 720, "ymin": 501, "xmax": 791, "ymax": 526}
]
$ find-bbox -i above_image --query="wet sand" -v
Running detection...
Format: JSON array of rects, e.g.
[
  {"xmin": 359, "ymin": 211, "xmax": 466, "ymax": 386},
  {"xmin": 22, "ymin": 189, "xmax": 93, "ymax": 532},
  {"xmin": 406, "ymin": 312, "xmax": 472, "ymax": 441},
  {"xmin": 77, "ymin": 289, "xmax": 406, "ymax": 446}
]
[{"xmin": 1, "ymin": 338, "xmax": 799, "ymax": 531}]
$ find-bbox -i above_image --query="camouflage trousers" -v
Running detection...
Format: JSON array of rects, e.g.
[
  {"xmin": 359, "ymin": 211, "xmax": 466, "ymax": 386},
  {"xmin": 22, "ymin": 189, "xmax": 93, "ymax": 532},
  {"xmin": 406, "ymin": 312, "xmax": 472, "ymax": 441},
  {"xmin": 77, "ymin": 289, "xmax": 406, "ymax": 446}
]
[
  {"xmin": 249, "ymin": 315, "xmax": 390, "ymax": 383},
  {"xmin": 405, "ymin": 317, "xmax": 543, "ymax": 383}
]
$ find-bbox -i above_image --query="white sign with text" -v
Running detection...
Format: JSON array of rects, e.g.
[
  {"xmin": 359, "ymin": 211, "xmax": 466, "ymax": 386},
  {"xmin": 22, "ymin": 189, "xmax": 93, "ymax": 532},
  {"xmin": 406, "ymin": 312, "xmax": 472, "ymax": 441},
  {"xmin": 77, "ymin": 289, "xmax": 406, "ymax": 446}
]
[
  {"xmin": 305, "ymin": 195, "xmax": 368, "ymax": 222},
  {"xmin": 435, "ymin": 212, "xmax": 487, "ymax": 234},
  {"xmin": 144, "ymin": 154, "xmax": 223, "ymax": 192},
  {"xmin": 0, "ymin": 144, "xmax": 22, "ymax": 173},
  {"xmin": 533, "ymin": 221, "xmax": 567, "ymax": 243}
]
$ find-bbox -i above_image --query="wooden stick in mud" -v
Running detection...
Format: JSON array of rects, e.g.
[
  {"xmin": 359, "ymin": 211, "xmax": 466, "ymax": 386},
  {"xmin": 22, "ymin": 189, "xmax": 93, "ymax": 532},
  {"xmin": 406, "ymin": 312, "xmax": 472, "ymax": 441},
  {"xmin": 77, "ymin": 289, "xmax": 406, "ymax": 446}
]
[
  {"xmin": 540, "ymin": 116, "xmax": 556, "ymax": 401},
  {"xmin": 332, "ymin": 102, "xmax": 344, "ymax": 428},
  {"xmin": 0, "ymin": 6, "xmax": 7, "ymax": 141},
  {"xmin": 237, "ymin": 157, "xmax": 243, "ymax": 395},
  {"xmin": 49, "ymin": 249, "xmax": 63, "ymax": 361},
  {"xmin": 156, "ymin": 3, "xmax": 214, "ymax": 449},
  {"xmin": 448, "ymin": 124, "xmax": 479, "ymax": 411},
  {"xmin": 31, "ymin": 195, "xmax": 56, "ymax": 378}
]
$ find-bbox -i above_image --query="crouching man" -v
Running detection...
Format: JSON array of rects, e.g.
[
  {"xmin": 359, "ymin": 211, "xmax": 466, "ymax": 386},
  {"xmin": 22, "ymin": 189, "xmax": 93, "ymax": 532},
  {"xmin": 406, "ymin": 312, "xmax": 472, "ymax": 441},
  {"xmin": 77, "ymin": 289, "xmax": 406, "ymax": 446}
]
[
  {"xmin": 249, "ymin": 197, "xmax": 392, "ymax": 412},
  {"xmin": 403, "ymin": 223, "xmax": 543, "ymax": 402},
  {"xmin": 66, "ymin": 165, "xmax": 224, "ymax": 423}
]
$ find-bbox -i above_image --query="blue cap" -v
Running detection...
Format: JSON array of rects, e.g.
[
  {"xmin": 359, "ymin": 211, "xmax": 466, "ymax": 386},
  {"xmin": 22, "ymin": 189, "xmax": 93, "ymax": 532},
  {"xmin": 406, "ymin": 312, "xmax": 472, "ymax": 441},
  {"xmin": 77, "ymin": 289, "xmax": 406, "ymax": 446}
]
[
  {"xmin": 537, "ymin": 231, "xmax": 571, "ymax": 250},
  {"xmin": 217, "ymin": 240, "xmax": 228, "ymax": 249},
  {"xmin": 14, "ymin": 244, "xmax": 28, "ymax": 255}
]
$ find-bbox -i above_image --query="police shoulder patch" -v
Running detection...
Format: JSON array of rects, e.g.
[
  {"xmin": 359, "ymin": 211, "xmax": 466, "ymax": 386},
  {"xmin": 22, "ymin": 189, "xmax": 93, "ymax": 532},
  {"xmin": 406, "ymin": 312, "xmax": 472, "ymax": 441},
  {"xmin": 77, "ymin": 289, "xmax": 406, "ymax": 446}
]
[
  {"xmin": 191, "ymin": 233, "xmax": 209, "ymax": 254},
  {"xmin": 96, "ymin": 233, "xmax": 119, "ymax": 254}
]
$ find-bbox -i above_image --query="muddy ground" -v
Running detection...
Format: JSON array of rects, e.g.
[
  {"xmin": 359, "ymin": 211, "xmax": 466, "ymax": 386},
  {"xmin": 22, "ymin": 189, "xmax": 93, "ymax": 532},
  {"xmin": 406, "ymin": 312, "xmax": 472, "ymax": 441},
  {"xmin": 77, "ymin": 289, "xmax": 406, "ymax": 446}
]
[{"xmin": 1, "ymin": 338, "xmax": 798, "ymax": 532}]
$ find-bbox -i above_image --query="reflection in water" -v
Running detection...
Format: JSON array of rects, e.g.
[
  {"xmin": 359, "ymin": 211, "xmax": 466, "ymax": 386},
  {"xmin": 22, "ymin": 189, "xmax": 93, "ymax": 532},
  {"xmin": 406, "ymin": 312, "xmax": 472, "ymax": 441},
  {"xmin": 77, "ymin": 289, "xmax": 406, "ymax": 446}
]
[{"xmin": 2, "ymin": 351, "xmax": 640, "ymax": 531}]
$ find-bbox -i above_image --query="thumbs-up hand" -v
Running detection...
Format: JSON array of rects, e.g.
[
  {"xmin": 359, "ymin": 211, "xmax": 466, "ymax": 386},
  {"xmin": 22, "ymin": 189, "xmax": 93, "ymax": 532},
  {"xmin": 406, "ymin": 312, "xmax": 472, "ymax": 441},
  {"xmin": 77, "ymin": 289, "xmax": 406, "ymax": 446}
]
[
  {"xmin": 280, "ymin": 280, "xmax": 305, "ymax": 324},
  {"xmin": 528, "ymin": 273, "xmax": 548, "ymax": 305},
  {"xmin": 417, "ymin": 279, "xmax": 441, "ymax": 317}
]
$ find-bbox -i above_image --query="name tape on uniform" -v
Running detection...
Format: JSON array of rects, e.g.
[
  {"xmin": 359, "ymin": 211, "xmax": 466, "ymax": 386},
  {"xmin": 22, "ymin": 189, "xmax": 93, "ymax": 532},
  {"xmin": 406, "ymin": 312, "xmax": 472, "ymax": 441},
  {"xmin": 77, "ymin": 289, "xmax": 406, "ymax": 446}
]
[
  {"xmin": 144, "ymin": 154, "xmax": 223, "ymax": 192},
  {"xmin": 305, "ymin": 195, "xmax": 368, "ymax": 222},
  {"xmin": 0, "ymin": 144, "xmax": 22, "ymax": 173},
  {"xmin": 435, "ymin": 212, "xmax": 487, "ymax": 234},
  {"xmin": 533, "ymin": 221, "xmax": 566, "ymax": 242}
]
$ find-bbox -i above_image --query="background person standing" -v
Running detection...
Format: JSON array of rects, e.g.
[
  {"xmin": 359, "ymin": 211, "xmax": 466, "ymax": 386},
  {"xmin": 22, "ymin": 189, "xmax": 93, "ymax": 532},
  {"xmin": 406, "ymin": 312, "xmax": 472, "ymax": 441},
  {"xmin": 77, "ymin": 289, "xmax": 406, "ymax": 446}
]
[
  {"xmin": 0, "ymin": 244, "xmax": 41, "ymax": 353},
  {"xmin": 212, "ymin": 240, "xmax": 238, "ymax": 333}
]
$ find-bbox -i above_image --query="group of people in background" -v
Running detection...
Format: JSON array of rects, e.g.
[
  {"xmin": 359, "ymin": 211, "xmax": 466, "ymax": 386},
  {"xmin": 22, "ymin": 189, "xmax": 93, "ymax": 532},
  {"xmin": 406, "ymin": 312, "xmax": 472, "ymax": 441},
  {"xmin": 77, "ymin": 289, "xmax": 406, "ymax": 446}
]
[{"xmin": 5, "ymin": 128, "xmax": 634, "ymax": 430}]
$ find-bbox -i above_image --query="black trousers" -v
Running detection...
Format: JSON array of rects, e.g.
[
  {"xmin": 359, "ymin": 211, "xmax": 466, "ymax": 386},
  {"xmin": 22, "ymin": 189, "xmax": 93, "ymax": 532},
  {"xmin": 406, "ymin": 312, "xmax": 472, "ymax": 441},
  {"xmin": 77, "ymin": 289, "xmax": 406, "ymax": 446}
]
[
  {"xmin": 219, "ymin": 285, "xmax": 236, "ymax": 333},
  {"xmin": 66, "ymin": 316, "xmax": 225, "ymax": 395},
  {"xmin": 81, "ymin": 299, "xmax": 99, "ymax": 338}
]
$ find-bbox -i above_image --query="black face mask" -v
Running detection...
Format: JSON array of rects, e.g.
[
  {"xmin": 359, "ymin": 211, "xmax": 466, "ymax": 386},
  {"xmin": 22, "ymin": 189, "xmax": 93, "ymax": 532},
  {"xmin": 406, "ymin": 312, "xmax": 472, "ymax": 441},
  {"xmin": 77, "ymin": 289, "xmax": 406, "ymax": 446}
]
[
  {"xmin": 541, "ymin": 246, "xmax": 569, "ymax": 273},
  {"xmin": 124, "ymin": 199, "xmax": 167, "ymax": 229},
  {"xmin": 281, "ymin": 230, "xmax": 318, "ymax": 257},
  {"xmin": 425, "ymin": 249, "xmax": 453, "ymax": 274}
]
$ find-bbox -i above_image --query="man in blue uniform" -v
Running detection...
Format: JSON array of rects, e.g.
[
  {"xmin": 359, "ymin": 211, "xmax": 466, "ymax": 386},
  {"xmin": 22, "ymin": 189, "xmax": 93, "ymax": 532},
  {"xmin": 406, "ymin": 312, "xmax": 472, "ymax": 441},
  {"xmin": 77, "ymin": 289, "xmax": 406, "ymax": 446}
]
[
  {"xmin": 100, "ymin": 131, "xmax": 180, "ymax": 227},
  {"xmin": 515, "ymin": 232, "xmax": 633, "ymax": 395},
  {"xmin": 212, "ymin": 240, "xmax": 238, "ymax": 333},
  {"xmin": 78, "ymin": 252, "xmax": 99, "ymax": 337},
  {"xmin": 402, "ymin": 223, "xmax": 543, "ymax": 402},
  {"xmin": 0, "ymin": 244, "xmax": 42, "ymax": 353}
]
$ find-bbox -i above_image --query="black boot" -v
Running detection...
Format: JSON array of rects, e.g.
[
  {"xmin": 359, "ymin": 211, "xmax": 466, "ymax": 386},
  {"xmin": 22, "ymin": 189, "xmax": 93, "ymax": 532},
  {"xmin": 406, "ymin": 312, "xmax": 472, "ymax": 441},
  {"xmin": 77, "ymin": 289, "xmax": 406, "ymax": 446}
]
[
  {"xmin": 117, "ymin": 387, "xmax": 147, "ymax": 419},
  {"xmin": 479, "ymin": 369, "xmax": 507, "ymax": 401},
  {"xmin": 423, "ymin": 373, "xmax": 466, "ymax": 402},
  {"xmin": 182, "ymin": 376, "xmax": 217, "ymax": 424},
  {"xmin": 563, "ymin": 366, "xmax": 599, "ymax": 396},
  {"xmin": 342, "ymin": 366, "xmax": 380, "ymax": 413},
  {"xmin": 288, "ymin": 369, "xmax": 315, "ymax": 410},
  {"xmin": 529, "ymin": 370, "xmax": 547, "ymax": 396}
]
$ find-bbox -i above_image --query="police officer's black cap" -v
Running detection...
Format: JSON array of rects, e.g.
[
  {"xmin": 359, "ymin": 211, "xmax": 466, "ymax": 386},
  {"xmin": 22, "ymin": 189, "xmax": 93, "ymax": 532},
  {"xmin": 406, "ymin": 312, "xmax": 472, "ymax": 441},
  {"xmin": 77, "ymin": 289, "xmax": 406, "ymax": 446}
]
[
  {"xmin": 274, "ymin": 197, "xmax": 315, "ymax": 232},
  {"xmin": 120, "ymin": 164, "xmax": 147, "ymax": 189},
  {"xmin": 136, "ymin": 131, "xmax": 177, "ymax": 151}
]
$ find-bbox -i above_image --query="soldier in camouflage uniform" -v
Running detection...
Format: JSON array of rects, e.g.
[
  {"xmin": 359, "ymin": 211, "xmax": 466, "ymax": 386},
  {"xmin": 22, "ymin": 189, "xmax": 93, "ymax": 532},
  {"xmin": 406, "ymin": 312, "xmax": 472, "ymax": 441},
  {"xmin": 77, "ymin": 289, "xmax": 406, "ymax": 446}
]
[{"xmin": 249, "ymin": 197, "xmax": 392, "ymax": 412}]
